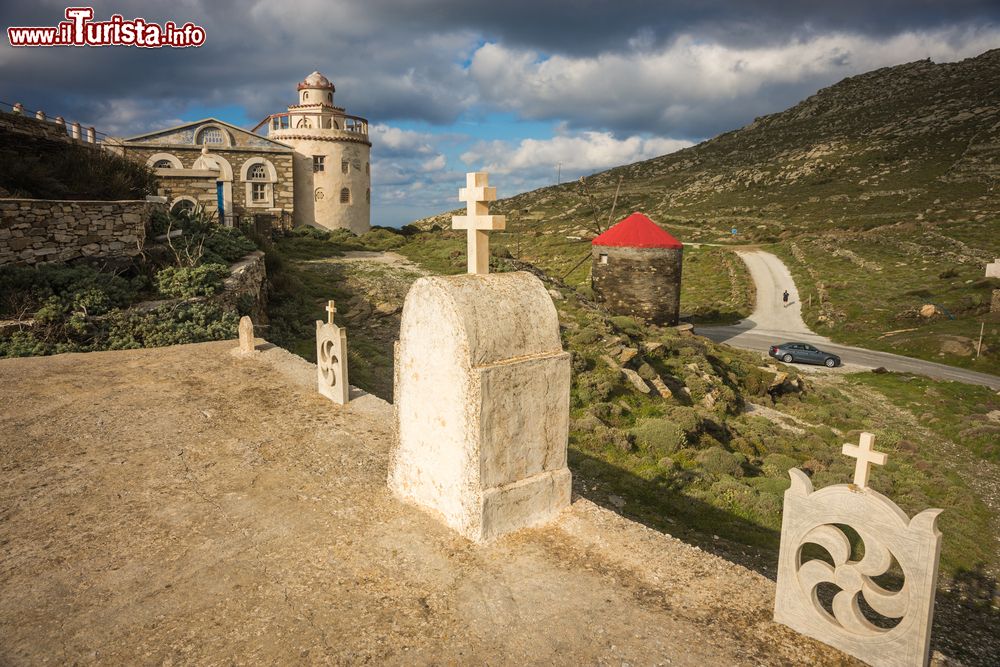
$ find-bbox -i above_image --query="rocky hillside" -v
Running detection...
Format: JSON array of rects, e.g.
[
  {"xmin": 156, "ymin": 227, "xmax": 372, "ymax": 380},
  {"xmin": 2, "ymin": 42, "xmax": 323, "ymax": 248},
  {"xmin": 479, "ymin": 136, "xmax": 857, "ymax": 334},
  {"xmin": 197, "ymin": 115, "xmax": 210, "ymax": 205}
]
[{"xmin": 414, "ymin": 48, "xmax": 1000, "ymax": 372}]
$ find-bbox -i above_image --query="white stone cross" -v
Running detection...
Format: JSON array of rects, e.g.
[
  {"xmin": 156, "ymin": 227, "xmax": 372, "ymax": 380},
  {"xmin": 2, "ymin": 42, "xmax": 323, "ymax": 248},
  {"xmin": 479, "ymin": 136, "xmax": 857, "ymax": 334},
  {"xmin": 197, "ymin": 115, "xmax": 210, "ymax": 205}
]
[
  {"xmin": 452, "ymin": 172, "xmax": 506, "ymax": 274},
  {"xmin": 325, "ymin": 300, "xmax": 337, "ymax": 325},
  {"xmin": 841, "ymin": 432, "xmax": 887, "ymax": 488}
]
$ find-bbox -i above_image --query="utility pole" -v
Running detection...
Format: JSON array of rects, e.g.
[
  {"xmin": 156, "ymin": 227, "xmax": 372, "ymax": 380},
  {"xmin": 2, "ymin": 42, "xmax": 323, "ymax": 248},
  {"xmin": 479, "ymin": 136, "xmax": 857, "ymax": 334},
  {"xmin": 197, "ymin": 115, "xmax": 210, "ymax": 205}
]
[
  {"xmin": 557, "ymin": 162, "xmax": 561, "ymax": 185},
  {"xmin": 977, "ymin": 321, "xmax": 984, "ymax": 359}
]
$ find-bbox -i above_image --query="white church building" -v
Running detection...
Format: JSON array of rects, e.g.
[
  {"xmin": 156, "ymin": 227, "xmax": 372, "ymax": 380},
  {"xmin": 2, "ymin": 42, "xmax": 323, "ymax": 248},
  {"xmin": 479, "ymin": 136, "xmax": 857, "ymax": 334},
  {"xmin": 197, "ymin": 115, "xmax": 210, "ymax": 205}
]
[{"xmin": 120, "ymin": 72, "xmax": 371, "ymax": 234}]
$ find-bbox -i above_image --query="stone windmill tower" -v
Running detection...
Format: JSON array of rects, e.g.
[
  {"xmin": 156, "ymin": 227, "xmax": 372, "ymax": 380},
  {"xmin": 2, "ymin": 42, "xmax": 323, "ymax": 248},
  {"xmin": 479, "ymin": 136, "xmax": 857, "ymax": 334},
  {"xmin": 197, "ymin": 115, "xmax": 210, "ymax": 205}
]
[
  {"xmin": 590, "ymin": 212, "xmax": 684, "ymax": 325},
  {"xmin": 264, "ymin": 72, "xmax": 371, "ymax": 234}
]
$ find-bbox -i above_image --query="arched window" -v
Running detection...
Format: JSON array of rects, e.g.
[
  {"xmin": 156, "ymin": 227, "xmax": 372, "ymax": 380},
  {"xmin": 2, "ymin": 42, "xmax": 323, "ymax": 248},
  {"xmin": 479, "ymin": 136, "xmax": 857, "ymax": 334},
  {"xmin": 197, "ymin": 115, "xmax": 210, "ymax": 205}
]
[
  {"xmin": 365, "ymin": 162, "xmax": 370, "ymax": 175},
  {"xmin": 241, "ymin": 158, "xmax": 277, "ymax": 208},
  {"xmin": 327, "ymin": 92, "xmax": 332, "ymax": 103},
  {"xmin": 366, "ymin": 188, "xmax": 370, "ymax": 203},
  {"xmin": 197, "ymin": 127, "xmax": 224, "ymax": 145},
  {"xmin": 297, "ymin": 118, "xmax": 312, "ymax": 129},
  {"xmin": 304, "ymin": 91, "xmax": 309, "ymax": 100},
  {"xmin": 248, "ymin": 164, "xmax": 267, "ymax": 181},
  {"xmin": 170, "ymin": 198, "xmax": 196, "ymax": 216},
  {"xmin": 340, "ymin": 188, "xmax": 351, "ymax": 204},
  {"xmin": 341, "ymin": 159, "xmax": 349, "ymax": 174},
  {"xmin": 146, "ymin": 153, "xmax": 182, "ymax": 170}
]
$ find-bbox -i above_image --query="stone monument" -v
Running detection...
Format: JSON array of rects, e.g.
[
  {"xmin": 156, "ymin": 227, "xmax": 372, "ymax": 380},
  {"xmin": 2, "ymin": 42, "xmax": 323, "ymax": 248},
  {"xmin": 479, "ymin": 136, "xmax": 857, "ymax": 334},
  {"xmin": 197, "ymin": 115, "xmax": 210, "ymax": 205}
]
[
  {"xmin": 774, "ymin": 433, "xmax": 943, "ymax": 667},
  {"xmin": 316, "ymin": 300, "xmax": 349, "ymax": 404},
  {"xmin": 238, "ymin": 316, "xmax": 255, "ymax": 355},
  {"xmin": 388, "ymin": 172, "xmax": 571, "ymax": 542},
  {"xmin": 986, "ymin": 258, "xmax": 1000, "ymax": 279}
]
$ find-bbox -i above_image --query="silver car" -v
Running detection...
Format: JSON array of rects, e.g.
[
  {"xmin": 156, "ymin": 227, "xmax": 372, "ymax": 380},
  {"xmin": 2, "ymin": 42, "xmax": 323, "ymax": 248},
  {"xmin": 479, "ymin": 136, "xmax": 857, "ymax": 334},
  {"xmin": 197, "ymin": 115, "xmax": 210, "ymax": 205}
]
[{"xmin": 768, "ymin": 342, "xmax": 841, "ymax": 367}]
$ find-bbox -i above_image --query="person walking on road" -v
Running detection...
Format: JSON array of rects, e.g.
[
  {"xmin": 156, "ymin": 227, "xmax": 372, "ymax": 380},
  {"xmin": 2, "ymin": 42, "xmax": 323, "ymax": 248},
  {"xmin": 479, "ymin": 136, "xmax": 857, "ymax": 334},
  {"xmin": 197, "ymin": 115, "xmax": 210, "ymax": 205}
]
[{"xmin": 782, "ymin": 290, "xmax": 790, "ymax": 307}]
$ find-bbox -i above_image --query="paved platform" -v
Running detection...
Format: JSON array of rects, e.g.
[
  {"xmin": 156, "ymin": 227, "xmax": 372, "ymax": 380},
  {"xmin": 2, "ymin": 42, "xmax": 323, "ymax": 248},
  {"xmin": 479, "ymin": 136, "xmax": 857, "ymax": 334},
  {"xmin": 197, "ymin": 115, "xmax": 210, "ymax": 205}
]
[{"xmin": 0, "ymin": 341, "xmax": 855, "ymax": 665}]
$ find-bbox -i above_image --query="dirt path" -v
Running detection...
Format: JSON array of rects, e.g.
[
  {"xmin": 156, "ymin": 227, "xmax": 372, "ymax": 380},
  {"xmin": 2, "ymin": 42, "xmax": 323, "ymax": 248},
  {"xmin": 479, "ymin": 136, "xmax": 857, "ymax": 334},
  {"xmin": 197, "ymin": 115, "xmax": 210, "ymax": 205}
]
[{"xmin": 335, "ymin": 250, "xmax": 428, "ymax": 272}]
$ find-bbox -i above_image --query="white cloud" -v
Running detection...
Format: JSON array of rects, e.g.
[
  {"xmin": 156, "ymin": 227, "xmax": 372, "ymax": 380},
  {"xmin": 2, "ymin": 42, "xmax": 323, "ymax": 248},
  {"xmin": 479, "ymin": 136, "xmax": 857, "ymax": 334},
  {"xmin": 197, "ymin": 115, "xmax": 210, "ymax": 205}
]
[
  {"xmin": 370, "ymin": 124, "xmax": 437, "ymax": 156},
  {"xmin": 468, "ymin": 26, "xmax": 1000, "ymax": 136},
  {"xmin": 421, "ymin": 154, "xmax": 447, "ymax": 171},
  {"xmin": 460, "ymin": 131, "xmax": 692, "ymax": 176}
]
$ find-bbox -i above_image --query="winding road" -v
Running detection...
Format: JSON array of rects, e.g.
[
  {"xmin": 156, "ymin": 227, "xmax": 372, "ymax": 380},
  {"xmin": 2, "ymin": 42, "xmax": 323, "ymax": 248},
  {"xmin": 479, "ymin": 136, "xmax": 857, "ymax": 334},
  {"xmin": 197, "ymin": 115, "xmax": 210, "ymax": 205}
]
[{"xmin": 696, "ymin": 250, "xmax": 1000, "ymax": 390}]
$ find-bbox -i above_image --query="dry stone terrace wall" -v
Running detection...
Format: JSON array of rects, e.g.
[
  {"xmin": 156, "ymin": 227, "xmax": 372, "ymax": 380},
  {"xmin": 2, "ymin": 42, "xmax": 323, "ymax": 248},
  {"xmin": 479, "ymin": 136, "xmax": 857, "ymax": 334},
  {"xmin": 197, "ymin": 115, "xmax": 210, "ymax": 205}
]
[{"xmin": 0, "ymin": 199, "xmax": 153, "ymax": 266}]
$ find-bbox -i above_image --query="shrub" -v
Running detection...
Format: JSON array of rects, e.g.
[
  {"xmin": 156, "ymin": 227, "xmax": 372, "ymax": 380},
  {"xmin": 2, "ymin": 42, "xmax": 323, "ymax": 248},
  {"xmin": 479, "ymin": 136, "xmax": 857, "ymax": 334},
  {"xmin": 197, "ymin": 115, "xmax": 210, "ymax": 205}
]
[
  {"xmin": 574, "ymin": 366, "xmax": 621, "ymax": 404},
  {"xmin": 609, "ymin": 315, "xmax": 642, "ymax": 337},
  {"xmin": 762, "ymin": 453, "xmax": 801, "ymax": 477},
  {"xmin": 0, "ymin": 136, "xmax": 156, "ymax": 200},
  {"xmin": 594, "ymin": 424, "xmax": 634, "ymax": 452},
  {"xmin": 664, "ymin": 406, "xmax": 704, "ymax": 439},
  {"xmin": 104, "ymin": 303, "xmax": 238, "ymax": 349},
  {"xmin": 155, "ymin": 263, "xmax": 229, "ymax": 298},
  {"xmin": 631, "ymin": 418, "xmax": 687, "ymax": 455},
  {"xmin": 571, "ymin": 327, "xmax": 602, "ymax": 345},
  {"xmin": 697, "ymin": 446, "xmax": 746, "ymax": 477},
  {"xmin": 203, "ymin": 227, "xmax": 257, "ymax": 263}
]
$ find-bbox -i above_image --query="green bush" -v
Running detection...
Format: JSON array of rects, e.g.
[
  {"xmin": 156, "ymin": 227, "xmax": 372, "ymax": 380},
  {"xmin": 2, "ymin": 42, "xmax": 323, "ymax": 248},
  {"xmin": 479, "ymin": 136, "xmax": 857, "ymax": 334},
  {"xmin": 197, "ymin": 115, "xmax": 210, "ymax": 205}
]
[
  {"xmin": 762, "ymin": 453, "xmax": 801, "ymax": 477},
  {"xmin": 609, "ymin": 315, "xmax": 641, "ymax": 337},
  {"xmin": 0, "ymin": 132, "xmax": 156, "ymax": 200},
  {"xmin": 571, "ymin": 327, "xmax": 601, "ymax": 345},
  {"xmin": 631, "ymin": 418, "xmax": 687, "ymax": 455},
  {"xmin": 104, "ymin": 303, "xmax": 239, "ymax": 349},
  {"xmin": 574, "ymin": 365, "xmax": 621, "ymax": 404},
  {"xmin": 155, "ymin": 263, "xmax": 229, "ymax": 298},
  {"xmin": 697, "ymin": 446, "xmax": 746, "ymax": 477},
  {"xmin": 0, "ymin": 264, "xmax": 138, "ymax": 317},
  {"xmin": 203, "ymin": 227, "xmax": 257, "ymax": 264}
]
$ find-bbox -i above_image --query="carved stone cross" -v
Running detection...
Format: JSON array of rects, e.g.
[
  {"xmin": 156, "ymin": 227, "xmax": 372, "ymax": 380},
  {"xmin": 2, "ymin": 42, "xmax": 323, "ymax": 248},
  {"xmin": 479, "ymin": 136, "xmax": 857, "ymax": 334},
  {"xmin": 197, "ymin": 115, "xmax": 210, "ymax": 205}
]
[
  {"xmin": 841, "ymin": 432, "xmax": 886, "ymax": 488},
  {"xmin": 325, "ymin": 300, "xmax": 337, "ymax": 325},
  {"xmin": 452, "ymin": 172, "xmax": 506, "ymax": 274}
]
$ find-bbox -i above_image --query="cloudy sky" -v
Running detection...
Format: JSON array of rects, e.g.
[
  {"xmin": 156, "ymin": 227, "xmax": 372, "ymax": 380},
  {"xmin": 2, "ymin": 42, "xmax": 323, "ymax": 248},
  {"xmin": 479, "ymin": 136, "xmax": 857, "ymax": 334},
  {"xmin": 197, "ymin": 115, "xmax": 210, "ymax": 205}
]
[{"xmin": 2, "ymin": 1, "xmax": 998, "ymax": 226}]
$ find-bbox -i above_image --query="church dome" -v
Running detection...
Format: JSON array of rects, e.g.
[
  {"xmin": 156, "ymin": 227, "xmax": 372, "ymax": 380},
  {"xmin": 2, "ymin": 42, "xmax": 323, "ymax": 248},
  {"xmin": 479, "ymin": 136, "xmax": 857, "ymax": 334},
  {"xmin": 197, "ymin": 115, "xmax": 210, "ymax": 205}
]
[{"xmin": 297, "ymin": 71, "xmax": 335, "ymax": 92}]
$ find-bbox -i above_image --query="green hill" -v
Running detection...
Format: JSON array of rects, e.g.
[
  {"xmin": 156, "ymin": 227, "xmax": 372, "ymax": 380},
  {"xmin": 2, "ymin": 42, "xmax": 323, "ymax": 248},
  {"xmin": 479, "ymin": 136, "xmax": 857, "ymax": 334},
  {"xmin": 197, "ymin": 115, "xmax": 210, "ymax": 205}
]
[{"xmin": 413, "ymin": 48, "xmax": 1000, "ymax": 373}]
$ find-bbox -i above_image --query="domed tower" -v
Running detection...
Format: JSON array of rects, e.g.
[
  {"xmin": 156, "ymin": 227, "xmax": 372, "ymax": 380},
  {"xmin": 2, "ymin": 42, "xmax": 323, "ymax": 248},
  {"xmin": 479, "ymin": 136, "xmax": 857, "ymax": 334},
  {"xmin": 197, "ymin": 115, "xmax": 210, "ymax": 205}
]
[{"xmin": 265, "ymin": 71, "xmax": 371, "ymax": 234}]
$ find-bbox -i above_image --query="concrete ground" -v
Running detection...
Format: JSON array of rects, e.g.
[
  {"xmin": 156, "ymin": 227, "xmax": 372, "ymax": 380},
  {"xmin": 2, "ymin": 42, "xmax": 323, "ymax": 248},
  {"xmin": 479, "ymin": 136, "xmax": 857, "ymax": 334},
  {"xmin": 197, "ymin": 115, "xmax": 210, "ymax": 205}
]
[
  {"xmin": 698, "ymin": 250, "xmax": 1000, "ymax": 390},
  {"xmin": 0, "ymin": 341, "xmax": 859, "ymax": 666}
]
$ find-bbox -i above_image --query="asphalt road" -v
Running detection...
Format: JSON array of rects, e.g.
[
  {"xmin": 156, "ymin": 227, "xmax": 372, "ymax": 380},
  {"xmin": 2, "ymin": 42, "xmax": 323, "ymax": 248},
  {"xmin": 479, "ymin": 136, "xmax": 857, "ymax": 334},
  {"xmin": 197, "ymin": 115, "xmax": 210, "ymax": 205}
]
[{"xmin": 696, "ymin": 250, "xmax": 1000, "ymax": 391}]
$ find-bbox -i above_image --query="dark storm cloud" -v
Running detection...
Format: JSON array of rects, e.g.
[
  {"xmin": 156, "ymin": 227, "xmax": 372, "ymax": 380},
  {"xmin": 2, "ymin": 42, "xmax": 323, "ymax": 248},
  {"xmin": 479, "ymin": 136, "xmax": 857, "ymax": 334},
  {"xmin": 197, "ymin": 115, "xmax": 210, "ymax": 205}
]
[
  {"xmin": 369, "ymin": 0, "xmax": 1000, "ymax": 53},
  {"xmin": 2, "ymin": 0, "xmax": 998, "ymax": 225},
  {"xmin": 2, "ymin": 0, "xmax": 998, "ymax": 136}
]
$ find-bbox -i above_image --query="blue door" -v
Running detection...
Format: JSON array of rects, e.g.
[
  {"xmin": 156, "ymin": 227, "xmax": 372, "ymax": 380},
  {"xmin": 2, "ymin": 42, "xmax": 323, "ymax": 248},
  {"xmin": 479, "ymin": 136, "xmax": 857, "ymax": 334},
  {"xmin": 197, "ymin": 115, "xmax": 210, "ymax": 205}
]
[{"xmin": 216, "ymin": 181, "xmax": 225, "ymax": 223}]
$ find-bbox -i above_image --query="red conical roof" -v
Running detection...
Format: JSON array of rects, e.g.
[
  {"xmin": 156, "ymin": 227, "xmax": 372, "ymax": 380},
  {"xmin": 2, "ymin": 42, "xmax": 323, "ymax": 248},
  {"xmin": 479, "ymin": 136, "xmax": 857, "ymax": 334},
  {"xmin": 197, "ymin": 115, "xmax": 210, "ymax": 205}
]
[{"xmin": 591, "ymin": 212, "xmax": 683, "ymax": 249}]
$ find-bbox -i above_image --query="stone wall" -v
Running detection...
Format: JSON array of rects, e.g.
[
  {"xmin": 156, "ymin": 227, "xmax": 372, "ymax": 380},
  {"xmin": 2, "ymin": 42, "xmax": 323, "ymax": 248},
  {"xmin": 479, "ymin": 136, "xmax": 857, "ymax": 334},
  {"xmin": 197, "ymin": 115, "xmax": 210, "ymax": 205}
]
[
  {"xmin": 591, "ymin": 245, "xmax": 683, "ymax": 326},
  {"xmin": 992, "ymin": 288, "xmax": 1000, "ymax": 314},
  {"xmin": 0, "ymin": 199, "xmax": 152, "ymax": 266},
  {"xmin": 213, "ymin": 250, "xmax": 268, "ymax": 322}
]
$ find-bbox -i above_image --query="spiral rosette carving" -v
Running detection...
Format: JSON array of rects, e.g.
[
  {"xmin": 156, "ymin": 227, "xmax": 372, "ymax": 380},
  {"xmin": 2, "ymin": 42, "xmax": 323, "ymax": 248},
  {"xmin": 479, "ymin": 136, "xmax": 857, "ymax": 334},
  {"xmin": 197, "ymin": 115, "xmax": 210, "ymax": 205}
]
[
  {"xmin": 315, "ymin": 320, "xmax": 349, "ymax": 404},
  {"xmin": 774, "ymin": 468, "xmax": 943, "ymax": 667},
  {"xmin": 797, "ymin": 524, "xmax": 909, "ymax": 636},
  {"xmin": 318, "ymin": 339, "xmax": 338, "ymax": 387}
]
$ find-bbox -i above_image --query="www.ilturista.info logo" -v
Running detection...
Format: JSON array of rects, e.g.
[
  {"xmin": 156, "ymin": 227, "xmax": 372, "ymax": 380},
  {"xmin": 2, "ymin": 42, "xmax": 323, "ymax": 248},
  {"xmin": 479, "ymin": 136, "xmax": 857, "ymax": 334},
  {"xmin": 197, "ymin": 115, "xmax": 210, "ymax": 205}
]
[{"xmin": 7, "ymin": 7, "xmax": 206, "ymax": 48}]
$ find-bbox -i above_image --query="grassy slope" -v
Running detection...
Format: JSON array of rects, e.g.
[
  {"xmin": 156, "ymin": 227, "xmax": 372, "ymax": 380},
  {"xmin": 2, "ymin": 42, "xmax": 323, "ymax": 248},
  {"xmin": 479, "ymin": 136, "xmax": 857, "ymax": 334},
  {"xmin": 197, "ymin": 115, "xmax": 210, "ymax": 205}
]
[
  {"xmin": 412, "ymin": 49, "xmax": 1000, "ymax": 373},
  {"xmin": 265, "ymin": 229, "xmax": 999, "ymax": 663},
  {"xmin": 266, "ymin": 232, "xmax": 998, "ymax": 577}
]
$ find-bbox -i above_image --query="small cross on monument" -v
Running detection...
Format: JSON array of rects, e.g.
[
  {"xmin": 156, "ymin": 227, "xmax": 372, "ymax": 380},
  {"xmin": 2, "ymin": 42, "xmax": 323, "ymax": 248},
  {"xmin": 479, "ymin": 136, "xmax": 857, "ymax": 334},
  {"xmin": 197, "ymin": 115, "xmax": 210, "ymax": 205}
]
[
  {"xmin": 841, "ymin": 432, "xmax": 887, "ymax": 488},
  {"xmin": 452, "ymin": 172, "xmax": 506, "ymax": 274},
  {"xmin": 325, "ymin": 300, "xmax": 337, "ymax": 325}
]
